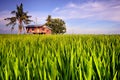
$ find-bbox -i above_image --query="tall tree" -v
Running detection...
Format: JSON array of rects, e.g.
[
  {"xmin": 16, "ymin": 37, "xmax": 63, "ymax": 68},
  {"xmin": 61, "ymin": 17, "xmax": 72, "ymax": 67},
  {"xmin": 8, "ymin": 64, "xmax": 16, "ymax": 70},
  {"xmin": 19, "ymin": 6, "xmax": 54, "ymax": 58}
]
[
  {"xmin": 45, "ymin": 15, "xmax": 66, "ymax": 34},
  {"xmin": 4, "ymin": 3, "xmax": 32, "ymax": 34},
  {"xmin": 46, "ymin": 15, "xmax": 51, "ymax": 23}
]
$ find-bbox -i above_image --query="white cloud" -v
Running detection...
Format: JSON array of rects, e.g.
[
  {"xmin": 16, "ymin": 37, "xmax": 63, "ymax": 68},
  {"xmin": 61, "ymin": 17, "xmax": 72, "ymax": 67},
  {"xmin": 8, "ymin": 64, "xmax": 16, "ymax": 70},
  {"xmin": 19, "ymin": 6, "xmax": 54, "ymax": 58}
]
[
  {"xmin": 28, "ymin": 11, "xmax": 54, "ymax": 25},
  {"xmin": 66, "ymin": 2, "xmax": 77, "ymax": 8},
  {"xmin": 66, "ymin": 26, "xmax": 120, "ymax": 34},
  {"xmin": 52, "ymin": 1, "xmax": 120, "ymax": 22},
  {"xmin": 52, "ymin": 7, "xmax": 60, "ymax": 13}
]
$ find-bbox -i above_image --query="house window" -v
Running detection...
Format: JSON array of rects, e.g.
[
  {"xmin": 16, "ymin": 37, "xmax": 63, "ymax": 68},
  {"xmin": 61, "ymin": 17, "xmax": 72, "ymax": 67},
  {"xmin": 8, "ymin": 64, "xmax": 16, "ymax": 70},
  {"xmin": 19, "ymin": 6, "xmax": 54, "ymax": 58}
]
[
  {"xmin": 32, "ymin": 28, "xmax": 34, "ymax": 31},
  {"xmin": 42, "ymin": 28, "xmax": 45, "ymax": 30}
]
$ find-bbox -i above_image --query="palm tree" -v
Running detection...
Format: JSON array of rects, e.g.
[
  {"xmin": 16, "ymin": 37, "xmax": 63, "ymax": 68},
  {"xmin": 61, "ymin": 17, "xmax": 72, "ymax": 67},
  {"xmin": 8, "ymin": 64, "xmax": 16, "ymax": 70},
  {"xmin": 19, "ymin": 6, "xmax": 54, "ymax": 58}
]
[{"xmin": 4, "ymin": 3, "xmax": 32, "ymax": 34}]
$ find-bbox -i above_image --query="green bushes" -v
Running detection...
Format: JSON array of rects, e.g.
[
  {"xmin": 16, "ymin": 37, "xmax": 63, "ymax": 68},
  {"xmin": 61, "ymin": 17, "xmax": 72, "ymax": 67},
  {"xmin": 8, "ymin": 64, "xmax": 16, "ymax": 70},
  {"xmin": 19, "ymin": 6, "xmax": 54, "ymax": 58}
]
[{"xmin": 0, "ymin": 34, "xmax": 120, "ymax": 80}]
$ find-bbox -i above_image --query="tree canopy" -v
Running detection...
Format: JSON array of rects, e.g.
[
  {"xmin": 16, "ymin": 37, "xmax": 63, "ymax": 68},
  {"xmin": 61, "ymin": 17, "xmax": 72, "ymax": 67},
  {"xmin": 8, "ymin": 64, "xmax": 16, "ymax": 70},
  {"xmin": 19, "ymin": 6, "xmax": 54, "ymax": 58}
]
[{"xmin": 45, "ymin": 15, "xmax": 66, "ymax": 34}]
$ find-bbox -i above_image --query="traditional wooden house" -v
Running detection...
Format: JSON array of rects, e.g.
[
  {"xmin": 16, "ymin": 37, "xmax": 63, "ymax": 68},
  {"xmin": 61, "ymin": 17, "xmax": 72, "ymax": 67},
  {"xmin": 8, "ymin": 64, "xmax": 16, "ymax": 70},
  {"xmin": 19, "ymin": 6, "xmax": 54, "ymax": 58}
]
[{"xmin": 26, "ymin": 25, "xmax": 51, "ymax": 34}]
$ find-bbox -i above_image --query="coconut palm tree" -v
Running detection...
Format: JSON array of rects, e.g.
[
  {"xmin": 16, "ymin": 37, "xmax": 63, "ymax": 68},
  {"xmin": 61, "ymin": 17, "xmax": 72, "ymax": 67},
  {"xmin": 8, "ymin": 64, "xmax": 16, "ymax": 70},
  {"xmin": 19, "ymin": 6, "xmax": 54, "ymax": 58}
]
[{"xmin": 4, "ymin": 3, "xmax": 32, "ymax": 34}]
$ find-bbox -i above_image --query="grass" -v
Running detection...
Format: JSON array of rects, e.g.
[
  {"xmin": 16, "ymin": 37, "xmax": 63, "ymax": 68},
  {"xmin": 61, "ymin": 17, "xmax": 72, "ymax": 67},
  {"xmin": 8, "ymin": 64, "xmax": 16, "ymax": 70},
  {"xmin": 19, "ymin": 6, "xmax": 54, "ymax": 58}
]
[{"xmin": 0, "ymin": 34, "xmax": 120, "ymax": 80}]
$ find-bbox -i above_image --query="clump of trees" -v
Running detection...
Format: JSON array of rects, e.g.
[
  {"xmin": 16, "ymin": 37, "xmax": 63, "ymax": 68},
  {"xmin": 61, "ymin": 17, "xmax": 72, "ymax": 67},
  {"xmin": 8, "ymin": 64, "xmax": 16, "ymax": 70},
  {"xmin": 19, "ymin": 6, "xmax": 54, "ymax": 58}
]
[
  {"xmin": 45, "ymin": 15, "xmax": 66, "ymax": 34},
  {"xmin": 4, "ymin": 3, "xmax": 32, "ymax": 34},
  {"xmin": 4, "ymin": 3, "xmax": 66, "ymax": 34}
]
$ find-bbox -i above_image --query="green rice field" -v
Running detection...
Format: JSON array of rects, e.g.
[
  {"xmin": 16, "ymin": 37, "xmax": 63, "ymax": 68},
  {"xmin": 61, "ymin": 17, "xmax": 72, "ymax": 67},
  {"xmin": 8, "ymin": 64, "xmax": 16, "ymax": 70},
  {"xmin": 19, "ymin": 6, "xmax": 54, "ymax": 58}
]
[{"xmin": 0, "ymin": 34, "xmax": 120, "ymax": 80}]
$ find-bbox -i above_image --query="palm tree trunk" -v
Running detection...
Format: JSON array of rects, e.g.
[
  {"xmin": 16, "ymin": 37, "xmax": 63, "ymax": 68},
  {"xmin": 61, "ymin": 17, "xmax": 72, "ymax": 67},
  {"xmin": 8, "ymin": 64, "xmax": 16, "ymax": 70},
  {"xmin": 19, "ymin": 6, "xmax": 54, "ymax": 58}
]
[{"xmin": 18, "ymin": 19, "xmax": 22, "ymax": 34}]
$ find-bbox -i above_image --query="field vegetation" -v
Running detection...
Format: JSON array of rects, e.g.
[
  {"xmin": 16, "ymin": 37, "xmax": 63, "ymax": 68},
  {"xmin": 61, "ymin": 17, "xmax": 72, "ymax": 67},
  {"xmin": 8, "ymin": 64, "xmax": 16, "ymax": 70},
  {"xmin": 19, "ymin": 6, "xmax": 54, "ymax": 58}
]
[{"xmin": 0, "ymin": 34, "xmax": 120, "ymax": 80}]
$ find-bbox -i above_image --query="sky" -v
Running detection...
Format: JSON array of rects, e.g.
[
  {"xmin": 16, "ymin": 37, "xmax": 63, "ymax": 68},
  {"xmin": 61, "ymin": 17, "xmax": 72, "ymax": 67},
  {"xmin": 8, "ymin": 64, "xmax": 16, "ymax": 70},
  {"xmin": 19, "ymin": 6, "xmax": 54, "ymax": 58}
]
[{"xmin": 0, "ymin": 0, "xmax": 120, "ymax": 34}]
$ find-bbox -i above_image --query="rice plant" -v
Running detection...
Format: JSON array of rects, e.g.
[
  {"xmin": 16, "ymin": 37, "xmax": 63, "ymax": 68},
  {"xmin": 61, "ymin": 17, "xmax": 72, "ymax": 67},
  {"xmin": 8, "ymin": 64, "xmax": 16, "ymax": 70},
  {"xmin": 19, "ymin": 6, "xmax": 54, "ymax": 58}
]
[{"xmin": 0, "ymin": 34, "xmax": 120, "ymax": 80}]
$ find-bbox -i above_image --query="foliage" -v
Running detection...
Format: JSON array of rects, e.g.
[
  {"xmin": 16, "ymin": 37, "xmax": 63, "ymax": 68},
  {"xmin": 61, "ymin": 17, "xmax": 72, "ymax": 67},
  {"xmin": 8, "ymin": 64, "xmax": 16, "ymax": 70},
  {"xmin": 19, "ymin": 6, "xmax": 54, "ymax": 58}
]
[
  {"xmin": 0, "ymin": 34, "xmax": 120, "ymax": 80},
  {"xmin": 4, "ymin": 3, "xmax": 32, "ymax": 34},
  {"xmin": 45, "ymin": 15, "xmax": 66, "ymax": 34}
]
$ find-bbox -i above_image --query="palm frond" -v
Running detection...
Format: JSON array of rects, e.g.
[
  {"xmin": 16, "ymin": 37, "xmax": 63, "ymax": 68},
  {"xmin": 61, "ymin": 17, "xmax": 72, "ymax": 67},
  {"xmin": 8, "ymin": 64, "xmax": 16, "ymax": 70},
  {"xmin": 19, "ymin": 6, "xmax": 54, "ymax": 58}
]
[
  {"xmin": 6, "ymin": 22, "xmax": 12, "ymax": 26},
  {"xmin": 11, "ymin": 10, "xmax": 16, "ymax": 14},
  {"xmin": 16, "ymin": 12, "xmax": 19, "ymax": 19},
  {"xmin": 23, "ymin": 19, "xmax": 33, "ymax": 24},
  {"xmin": 11, "ymin": 26, "xmax": 14, "ymax": 32},
  {"xmin": 20, "ymin": 3, "xmax": 23, "ymax": 11},
  {"xmin": 6, "ymin": 21, "xmax": 17, "ymax": 26},
  {"xmin": 26, "ymin": 16, "xmax": 32, "ymax": 18},
  {"xmin": 4, "ymin": 18, "xmax": 11, "ymax": 21},
  {"xmin": 5, "ymin": 17, "xmax": 17, "ymax": 26}
]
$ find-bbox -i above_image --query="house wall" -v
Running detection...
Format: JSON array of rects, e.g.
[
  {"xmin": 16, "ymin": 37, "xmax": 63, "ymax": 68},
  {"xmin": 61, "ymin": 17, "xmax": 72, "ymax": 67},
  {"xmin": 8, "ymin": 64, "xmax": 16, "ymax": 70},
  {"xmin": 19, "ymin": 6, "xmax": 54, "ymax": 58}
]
[{"xmin": 26, "ymin": 26, "xmax": 51, "ymax": 34}]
